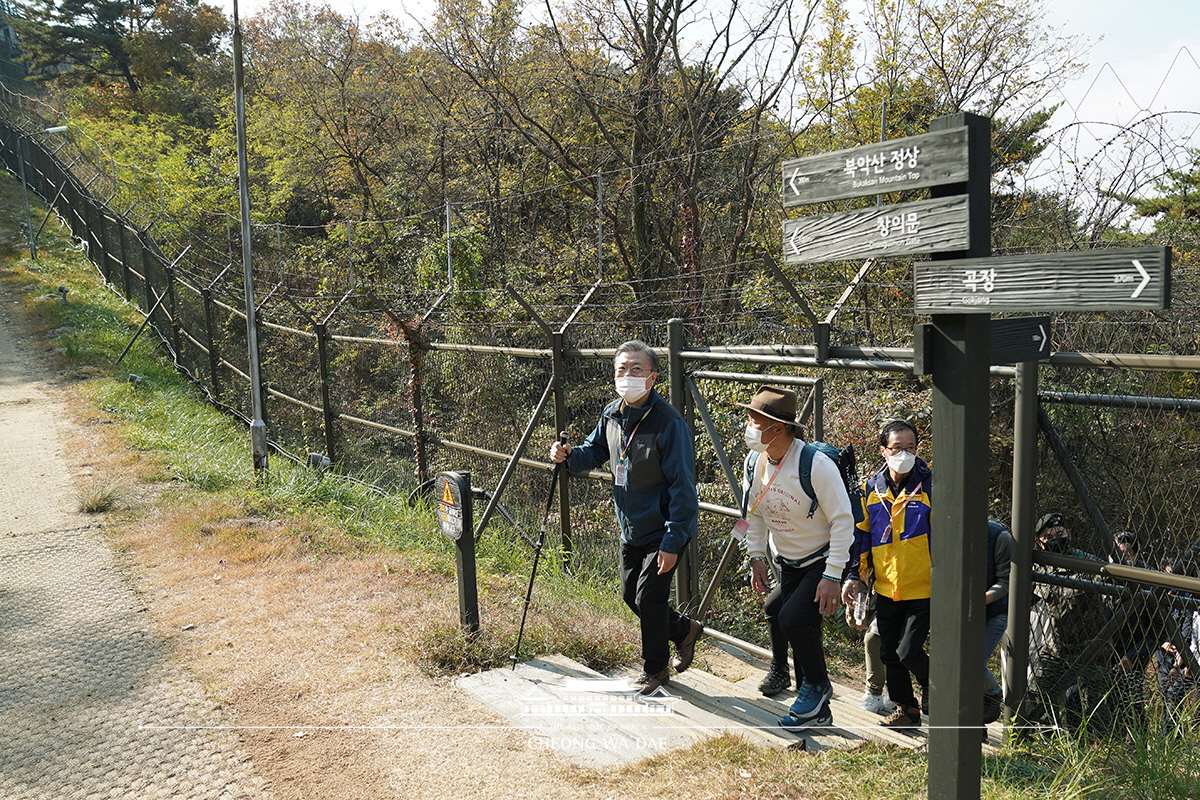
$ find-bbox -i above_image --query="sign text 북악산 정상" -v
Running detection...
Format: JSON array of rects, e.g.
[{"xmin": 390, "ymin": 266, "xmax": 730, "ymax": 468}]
[{"xmin": 781, "ymin": 127, "xmax": 970, "ymax": 207}]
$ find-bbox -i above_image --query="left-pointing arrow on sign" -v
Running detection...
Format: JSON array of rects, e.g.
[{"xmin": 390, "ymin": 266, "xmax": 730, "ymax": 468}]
[
  {"xmin": 788, "ymin": 168, "xmax": 800, "ymax": 197},
  {"xmin": 788, "ymin": 227, "xmax": 803, "ymax": 256}
]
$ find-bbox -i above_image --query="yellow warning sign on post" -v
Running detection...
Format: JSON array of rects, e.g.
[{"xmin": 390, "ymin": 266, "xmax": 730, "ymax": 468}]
[
  {"xmin": 433, "ymin": 471, "xmax": 477, "ymax": 633},
  {"xmin": 436, "ymin": 472, "xmax": 466, "ymax": 541}
]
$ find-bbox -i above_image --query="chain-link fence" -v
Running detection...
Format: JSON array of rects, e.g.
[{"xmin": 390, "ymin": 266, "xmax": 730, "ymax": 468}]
[
  {"xmin": 5, "ymin": 82, "xmax": 1200, "ymax": 736},
  {"xmin": 1024, "ymin": 560, "xmax": 1200, "ymax": 733},
  {"xmin": 1018, "ymin": 392, "xmax": 1200, "ymax": 733}
]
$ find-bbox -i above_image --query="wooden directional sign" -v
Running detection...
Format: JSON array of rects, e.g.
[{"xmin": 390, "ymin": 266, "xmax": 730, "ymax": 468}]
[
  {"xmin": 913, "ymin": 316, "xmax": 1051, "ymax": 374},
  {"xmin": 914, "ymin": 246, "xmax": 1171, "ymax": 313},
  {"xmin": 782, "ymin": 195, "xmax": 970, "ymax": 265},
  {"xmin": 782, "ymin": 127, "xmax": 969, "ymax": 207},
  {"xmin": 989, "ymin": 316, "xmax": 1051, "ymax": 364}
]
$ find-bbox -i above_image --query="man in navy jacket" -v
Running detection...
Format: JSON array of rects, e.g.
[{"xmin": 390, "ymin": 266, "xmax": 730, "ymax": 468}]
[{"xmin": 550, "ymin": 340, "xmax": 701, "ymax": 694}]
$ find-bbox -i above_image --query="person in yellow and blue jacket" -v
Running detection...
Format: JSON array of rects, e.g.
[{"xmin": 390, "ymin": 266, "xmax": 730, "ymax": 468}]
[{"xmin": 841, "ymin": 419, "xmax": 932, "ymax": 729}]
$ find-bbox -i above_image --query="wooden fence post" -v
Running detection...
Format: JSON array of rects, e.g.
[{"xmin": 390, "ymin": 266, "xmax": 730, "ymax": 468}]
[
  {"xmin": 1005, "ymin": 359, "xmax": 1038, "ymax": 724},
  {"xmin": 139, "ymin": 228, "xmax": 154, "ymax": 315},
  {"xmin": 315, "ymin": 321, "xmax": 337, "ymax": 464},
  {"xmin": 551, "ymin": 330, "xmax": 572, "ymax": 567},
  {"xmin": 668, "ymin": 317, "xmax": 699, "ymax": 608},
  {"xmin": 117, "ymin": 220, "xmax": 132, "ymax": 299},
  {"xmin": 405, "ymin": 320, "xmax": 428, "ymax": 485},
  {"xmin": 164, "ymin": 261, "xmax": 183, "ymax": 362},
  {"xmin": 201, "ymin": 287, "xmax": 222, "ymax": 400}
]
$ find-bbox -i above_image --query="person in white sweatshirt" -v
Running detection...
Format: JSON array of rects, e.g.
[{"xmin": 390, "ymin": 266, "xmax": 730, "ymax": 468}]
[{"xmin": 737, "ymin": 385, "xmax": 855, "ymax": 732}]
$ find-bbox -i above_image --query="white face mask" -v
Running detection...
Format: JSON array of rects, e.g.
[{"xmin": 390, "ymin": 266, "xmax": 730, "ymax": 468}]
[
  {"xmin": 744, "ymin": 423, "xmax": 776, "ymax": 453},
  {"xmin": 615, "ymin": 375, "xmax": 650, "ymax": 404},
  {"xmin": 886, "ymin": 450, "xmax": 916, "ymax": 475}
]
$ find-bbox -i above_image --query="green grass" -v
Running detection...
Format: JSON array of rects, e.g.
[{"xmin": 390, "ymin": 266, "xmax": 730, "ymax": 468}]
[
  {"xmin": 5, "ymin": 181, "xmax": 1199, "ymax": 798},
  {"xmin": 1095, "ymin": 705, "xmax": 1200, "ymax": 799},
  {"xmin": 76, "ymin": 481, "xmax": 121, "ymax": 513}
]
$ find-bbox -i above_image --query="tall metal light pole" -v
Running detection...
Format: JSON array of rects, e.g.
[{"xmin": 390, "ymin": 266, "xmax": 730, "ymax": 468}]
[
  {"xmin": 232, "ymin": 0, "xmax": 268, "ymax": 473},
  {"xmin": 18, "ymin": 125, "xmax": 70, "ymax": 259}
]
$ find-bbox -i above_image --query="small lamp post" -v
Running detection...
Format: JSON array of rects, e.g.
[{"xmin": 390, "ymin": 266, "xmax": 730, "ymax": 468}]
[{"xmin": 18, "ymin": 125, "xmax": 70, "ymax": 259}]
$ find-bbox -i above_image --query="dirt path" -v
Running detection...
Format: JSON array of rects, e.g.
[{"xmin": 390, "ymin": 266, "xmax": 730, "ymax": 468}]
[
  {"xmin": 1, "ymin": 277, "xmax": 762, "ymax": 799},
  {"xmin": 0, "ymin": 291, "xmax": 267, "ymax": 799}
]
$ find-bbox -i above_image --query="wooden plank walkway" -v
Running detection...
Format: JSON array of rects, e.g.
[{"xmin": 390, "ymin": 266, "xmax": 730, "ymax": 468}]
[{"xmin": 458, "ymin": 652, "xmax": 1002, "ymax": 767}]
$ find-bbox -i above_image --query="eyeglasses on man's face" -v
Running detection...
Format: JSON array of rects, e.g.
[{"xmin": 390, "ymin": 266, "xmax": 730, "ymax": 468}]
[
  {"xmin": 883, "ymin": 443, "xmax": 918, "ymax": 455},
  {"xmin": 614, "ymin": 357, "xmax": 654, "ymax": 377}
]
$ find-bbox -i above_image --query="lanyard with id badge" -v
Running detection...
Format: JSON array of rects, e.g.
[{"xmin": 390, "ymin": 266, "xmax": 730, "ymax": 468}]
[
  {"xmin": 879, "ymin": 481, "xmax": 922, "ymax": 544},
  {"xmin": 731, "ymin": 454, "xmax": 788, "ymax": 541},
  {"xmin": 612, "ymin": 415, "xmax": 645, "ymax": 489}
]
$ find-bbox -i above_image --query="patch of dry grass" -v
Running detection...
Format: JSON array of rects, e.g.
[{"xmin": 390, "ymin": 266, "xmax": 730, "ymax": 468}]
[
  {"xmin": 76, "ymin": 479, "xmax": 121, "ymax": 512},
  {"xmin": 410, "ymin": 596, "xmax": 639, "ymax": 676},
  {"xmin": 583, "ymin": 735, "xmax": 930, "ymax": 800}
]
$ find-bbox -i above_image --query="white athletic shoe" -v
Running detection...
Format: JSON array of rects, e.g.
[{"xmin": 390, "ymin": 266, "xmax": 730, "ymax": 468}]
[{"xmin": 859, "ymin": 691, "xmax": 896, "ymax": 714}]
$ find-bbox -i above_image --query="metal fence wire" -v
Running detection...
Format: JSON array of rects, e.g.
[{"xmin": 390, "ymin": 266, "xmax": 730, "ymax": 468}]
[
  {"xmin": 1019, "ymin": 397, "xmax": 1200, "ymax": 731},
  {"xmin": 1024, "ymin": 564, "xmax": 1200, "ymax": 732},
  {"xmin": 5, "ymin": 89, "xmax": 1200, "ymax": 735}
]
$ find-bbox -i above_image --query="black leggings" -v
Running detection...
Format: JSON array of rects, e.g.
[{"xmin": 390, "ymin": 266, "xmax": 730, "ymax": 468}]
[{"xmin": 764, "ymin": 558, "xmax": 830, "ymax": 686}]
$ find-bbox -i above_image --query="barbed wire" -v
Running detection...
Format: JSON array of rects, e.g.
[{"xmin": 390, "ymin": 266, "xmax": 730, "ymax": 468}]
[{"xmin": 2, "ymin": 54, "xmax": 1198, "ymax": 352}]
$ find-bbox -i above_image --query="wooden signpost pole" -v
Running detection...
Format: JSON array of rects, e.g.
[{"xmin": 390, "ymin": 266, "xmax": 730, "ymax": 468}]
[
  {"xmin": 925, "ymin": 111, "xmax": 992, "ymax": 800},
  {"xmin": 781, "ymin": 111, "xmax": 1143, "ymax": 797},
  {"xmin": 783, "ymin": 107, "xmax": 1173, "ymax": 797}
]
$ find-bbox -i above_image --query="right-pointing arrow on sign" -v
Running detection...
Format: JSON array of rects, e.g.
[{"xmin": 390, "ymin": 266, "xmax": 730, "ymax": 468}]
[
  {"xmin": 1131, "ymin": 259, "xmax": 1151, "ymax": 299},
  {"xmin": 915, "ymin": 245, "xmax": 1171, "ymax": 312}
]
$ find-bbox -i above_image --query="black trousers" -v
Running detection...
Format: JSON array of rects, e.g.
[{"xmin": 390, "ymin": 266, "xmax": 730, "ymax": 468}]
[
  {"xmin": 764, "ymin": 558, "xmax": 829, "ymax": 686},
  {"xmin": 620, "ymin": 540, "xmax": 690, "ymax": 674},
  {"xmin": 875, "ymin": 595, "xmax": 931, "ymax": 708}
]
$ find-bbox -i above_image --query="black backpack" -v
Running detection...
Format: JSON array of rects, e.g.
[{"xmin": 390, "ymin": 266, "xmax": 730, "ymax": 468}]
[{"xmin": 744, "ymin": 441, "xmax": 865, "ymax": 525}]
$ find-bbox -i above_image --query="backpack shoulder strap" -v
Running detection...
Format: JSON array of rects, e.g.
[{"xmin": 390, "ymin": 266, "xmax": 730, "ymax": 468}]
[
  {"xmin": 741, "ymin": 451, "xmax": 760, "ymax": 518},
  {"xmin": 798, "ymin": 442, "xmax": 819, "ymax": 519}
]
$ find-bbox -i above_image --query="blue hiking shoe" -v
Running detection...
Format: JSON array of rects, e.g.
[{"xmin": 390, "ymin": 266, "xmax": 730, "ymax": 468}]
[
  {"xmin": 790, "ymin": 678, "xmax": 813, "ymax": 710},
  {"xmin": 778, "ymin": 700, "xmax": 834, "ymax": 732},
  {"xmin": 786, "ymin": 680, "xmax": 832, "ymax": 720}
]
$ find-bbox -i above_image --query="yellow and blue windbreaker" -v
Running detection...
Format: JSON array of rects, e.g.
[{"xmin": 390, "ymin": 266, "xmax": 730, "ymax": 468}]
[{"xmin": 851, "ymin": 460, "xmax": 932, "ymax": 601}]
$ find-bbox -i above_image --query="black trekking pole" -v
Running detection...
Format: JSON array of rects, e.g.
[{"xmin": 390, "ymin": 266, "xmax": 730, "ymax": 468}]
[{"xmin": 511, "ymin": 431, "xmax": 568, "ymax": 670}]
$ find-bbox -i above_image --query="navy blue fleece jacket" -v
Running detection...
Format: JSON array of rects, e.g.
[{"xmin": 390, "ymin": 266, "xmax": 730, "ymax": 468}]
[{"xmin": 566, "ymin": 390, "xmax": 698, "ymax": 554}]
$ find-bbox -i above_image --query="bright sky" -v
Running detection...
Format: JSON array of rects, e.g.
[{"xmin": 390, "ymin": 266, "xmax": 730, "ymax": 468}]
[
  {"xmin": 1039, "ymin": 0, "xmax": 1200, "ymax": 129},
  {"xmin": 222, "ymin": 0, "xmax": 1199, "ymax": 123}
]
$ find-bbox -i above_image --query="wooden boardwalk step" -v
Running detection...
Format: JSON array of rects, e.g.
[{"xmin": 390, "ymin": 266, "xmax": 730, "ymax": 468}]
[
  {"xmin": 458, "ymin": 653, "xmax": 1003, "ymax": 769},
  {"xmin": 457, "ymin": 655, "xmax": 701, "ymax": 769},
  {"xmin": 676, "ymin": 666, "xmax": 926, "ymax": 751}
]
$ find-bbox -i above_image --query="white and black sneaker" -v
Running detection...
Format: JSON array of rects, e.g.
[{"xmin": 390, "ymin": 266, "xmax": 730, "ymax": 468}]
[{"xmin": 859, "ymin": 691, "xmax": 895, "ymax": 715}]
